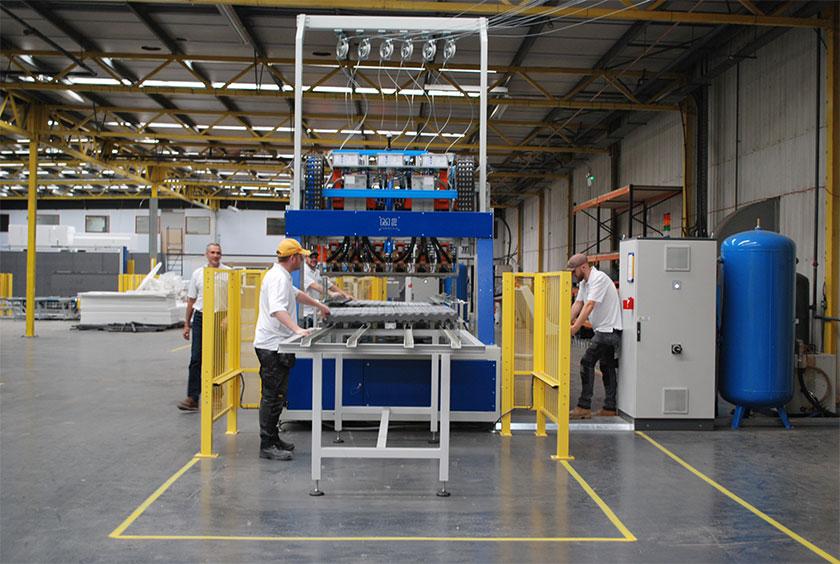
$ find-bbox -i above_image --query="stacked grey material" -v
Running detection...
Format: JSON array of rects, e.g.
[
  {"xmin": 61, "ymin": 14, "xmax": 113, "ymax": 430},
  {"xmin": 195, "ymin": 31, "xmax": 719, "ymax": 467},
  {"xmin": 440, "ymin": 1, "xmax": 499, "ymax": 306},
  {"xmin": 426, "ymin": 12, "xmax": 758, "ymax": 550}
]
[{"xmin": 327, "ymin": 304, "xmax": 458, "ymax": 323}]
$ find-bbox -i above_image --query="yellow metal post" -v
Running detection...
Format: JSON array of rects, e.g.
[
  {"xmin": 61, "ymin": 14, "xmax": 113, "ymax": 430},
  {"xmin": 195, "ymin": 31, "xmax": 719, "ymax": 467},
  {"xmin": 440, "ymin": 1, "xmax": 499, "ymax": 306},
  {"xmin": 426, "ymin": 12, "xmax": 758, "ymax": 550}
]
[
  {"xmin": 681, "ymin": 99, "xmax": 697, "ymax": 237},
  {"xmin": 500, "ymin": 272, "xmax": 515, "ymax": 436},
  {"xmin": 533, "ymin": 274, "xmax": 547, "ymax": 437},
  {"xmin": 0, "ymin": 274, "xmax": 11, "ymax": 317},
  {"xmin": 24, "ymin": 106, "xmax": 42, "ymax": 337},
  {"xmin": 538, "ymin": 191, "xmax": 545, "ymax": 272},
  {"xmin": 148, "ymin": 166, "xmax": 165, "ymax": 272},
  {"xmin": 552, "ymin": 271, "xmax": 574, "ymax": 461},
  {"xmin": 198, "ymin": 267, "xmax": 219, "ymax": 458},
  {"xmin": 226, "ymin": 271, "xmax": 241, "ymax": 435},
  {"xmin": 825, "ymin": 6, "xmax": 839, "ymax": 354}
]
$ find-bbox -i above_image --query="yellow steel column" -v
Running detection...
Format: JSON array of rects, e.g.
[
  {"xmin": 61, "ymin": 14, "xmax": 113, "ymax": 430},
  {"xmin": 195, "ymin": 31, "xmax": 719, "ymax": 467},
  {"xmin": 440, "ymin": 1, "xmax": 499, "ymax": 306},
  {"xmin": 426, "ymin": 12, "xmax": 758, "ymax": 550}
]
[
  {"xmin": 500, "ymin": 272, "xmax": 515, "ymax": 437},
  {"xmin": 825, "ymin": 7, "xmax": 839, "ymax": 354},
  {"xmin": 517, "ymin": 203, "xmax": 523, "ymax": 269},
  {"xmin": 24, "ymin": 106, "xmax": 43, "ymax": 337},
  {"xmin": 198, "ymin": 267, "xmax": 219, "ymax": 458},
  {"xmin": 148, "ymin": 166, "xmax": 165, "ymax": 272},
  {"xmin": 533, "ymin": 274, "xmax": 547, "ymax": 437},
  {"xmin": 552, "ymin": 271, "xmax": 574, "ymax": 461},
  {"xmin": 538, "ymin": 191, "xmax": 545, "ymax": 272},
  {"xmin": 226, "ymin": 271, "xmax": 241, "ymax": 435}
]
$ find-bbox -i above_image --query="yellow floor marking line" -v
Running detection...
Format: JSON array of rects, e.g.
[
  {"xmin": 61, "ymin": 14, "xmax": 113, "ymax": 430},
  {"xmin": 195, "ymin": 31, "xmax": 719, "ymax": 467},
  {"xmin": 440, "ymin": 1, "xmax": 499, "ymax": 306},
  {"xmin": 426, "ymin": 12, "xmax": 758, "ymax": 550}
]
[
  {"xmin": 561, "ymin": 460, "xmax": 637, "ymax": 541},
  {"xmin": 170, "ymin": 344, "xmax": 191, "ymax": 353},
  {"xmin": 116, "ymin": 535, "xmax": 629, "ymax": 542},
  {"xmin": 110, "ymin": 455, "xmax": 634, "ymax": 543},
  {"xmin": 636, "ymin": 431, "xmax": 840, "ymax": 564},
  {"xmin": 109, "ymin": 457, "xmax": 200, "ymax": 539}
]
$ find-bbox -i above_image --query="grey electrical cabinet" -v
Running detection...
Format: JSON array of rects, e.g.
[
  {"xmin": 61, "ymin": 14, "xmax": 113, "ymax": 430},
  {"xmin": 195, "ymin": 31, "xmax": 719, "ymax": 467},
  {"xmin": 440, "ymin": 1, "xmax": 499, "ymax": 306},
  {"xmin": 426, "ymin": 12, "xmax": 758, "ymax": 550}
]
[{"xmin": 617, "ymin": 238, "xmax": 717, "ymax": 430}]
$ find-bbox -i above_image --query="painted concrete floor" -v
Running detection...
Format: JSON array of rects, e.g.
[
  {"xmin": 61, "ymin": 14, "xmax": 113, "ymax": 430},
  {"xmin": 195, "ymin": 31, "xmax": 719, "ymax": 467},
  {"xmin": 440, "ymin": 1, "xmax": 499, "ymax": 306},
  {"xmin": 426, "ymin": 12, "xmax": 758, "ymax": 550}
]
[{"xmin": 1, "ymin": 320, "xmax": 838, "ymax": 563}]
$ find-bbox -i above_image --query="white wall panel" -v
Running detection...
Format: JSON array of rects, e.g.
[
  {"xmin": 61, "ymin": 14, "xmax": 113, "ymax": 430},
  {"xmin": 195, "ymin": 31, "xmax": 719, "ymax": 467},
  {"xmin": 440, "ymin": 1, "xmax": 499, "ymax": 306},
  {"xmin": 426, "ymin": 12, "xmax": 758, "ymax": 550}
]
[
  {"xmin": 521, "ymin": 194, "xmax": 540, "ymax": 272},
  {"xmin": 544, "ymin": 176, "xmax": 570, "ymax": 271},
  {"xmin": 709, "ymin": 28, "xmax": 826, "ymax": 287}
]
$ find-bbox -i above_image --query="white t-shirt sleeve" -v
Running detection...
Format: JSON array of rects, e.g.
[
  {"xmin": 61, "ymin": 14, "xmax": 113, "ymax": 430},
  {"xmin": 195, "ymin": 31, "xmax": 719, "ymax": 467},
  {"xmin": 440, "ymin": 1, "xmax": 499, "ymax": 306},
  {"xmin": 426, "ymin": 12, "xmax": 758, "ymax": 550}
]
[
  {"xmin": 187, "ymin": 268, "xmax": 199, "ymax": 300},
  {"xmin": 304, "ymin": 268, "xmax": 318, "ymax": 291},
  {"xmin": 267, "ymin": 275, "xmax": 291, "ymax": 316},
  {"xmin": 587, "ymin": 274, "xmax": 608, "ymax": 303},
  {"xmin": 575, "ymin": 284, "xmax": 585, "ymax": 303}
]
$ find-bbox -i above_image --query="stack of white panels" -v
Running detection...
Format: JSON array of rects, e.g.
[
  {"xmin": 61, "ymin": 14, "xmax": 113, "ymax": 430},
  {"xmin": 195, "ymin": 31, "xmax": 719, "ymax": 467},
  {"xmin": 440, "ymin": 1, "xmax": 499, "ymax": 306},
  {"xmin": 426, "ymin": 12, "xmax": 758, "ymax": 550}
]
[{"xmin": 78, "ymin": 291, "xmax": 186, "ymax": 325}]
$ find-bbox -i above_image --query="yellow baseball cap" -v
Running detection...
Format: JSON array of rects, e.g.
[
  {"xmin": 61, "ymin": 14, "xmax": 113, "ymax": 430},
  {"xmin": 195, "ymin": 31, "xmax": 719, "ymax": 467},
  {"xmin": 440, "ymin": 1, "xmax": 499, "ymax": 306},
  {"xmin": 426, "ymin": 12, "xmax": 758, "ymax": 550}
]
[{"xmin": 276, "ymin": 238, "xmax": 311, "ymax": 257}]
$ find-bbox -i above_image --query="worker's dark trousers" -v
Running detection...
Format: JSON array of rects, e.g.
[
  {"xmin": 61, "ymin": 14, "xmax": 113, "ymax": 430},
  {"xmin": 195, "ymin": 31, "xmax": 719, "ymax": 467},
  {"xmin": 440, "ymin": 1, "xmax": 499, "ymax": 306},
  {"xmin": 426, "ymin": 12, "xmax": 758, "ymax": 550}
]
[
  {"xmin": 255, "ymin": 348, "xmax": 296, "ymax": 450},
  {"xmin": 187, "ymin": 311, "xmax": 203, "ymax": 401},
  {"xmin": 577, "ymin": 330, "xmax": 621, "ymax": 411}
]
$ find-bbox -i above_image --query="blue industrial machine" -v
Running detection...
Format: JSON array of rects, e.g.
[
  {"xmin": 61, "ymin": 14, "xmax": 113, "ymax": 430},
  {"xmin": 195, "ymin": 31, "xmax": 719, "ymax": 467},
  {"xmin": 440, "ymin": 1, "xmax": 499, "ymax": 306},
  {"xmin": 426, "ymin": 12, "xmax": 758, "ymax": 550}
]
[
  {"xmin": 283, "ymin": 148, "xmax": 499, "ymax": 423},
  {"xmin": 719, "ymin": 228, "xmax": 796, "ymax": 429}
]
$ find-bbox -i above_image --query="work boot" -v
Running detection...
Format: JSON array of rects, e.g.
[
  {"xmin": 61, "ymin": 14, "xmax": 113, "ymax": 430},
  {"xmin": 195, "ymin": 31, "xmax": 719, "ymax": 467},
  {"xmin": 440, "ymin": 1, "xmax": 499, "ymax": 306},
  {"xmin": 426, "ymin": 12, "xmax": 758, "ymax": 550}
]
[
  {"xmin": 596, "ymin": 408, "xmax": 618, "ymax": 417},
  {"xmin": 275, "ymin": 436, "xmax": 295, "ymax": 452},
  {"xmin": 259, "ymin": 445, "xmax": 293, "ymax": 461},
  {"xmin": 569, "ymin": 406, "xmax": 592, "ymax": 420},
  {"xmin": 177, "ymin": 397, "xmax": 199, "ymax": 412}
]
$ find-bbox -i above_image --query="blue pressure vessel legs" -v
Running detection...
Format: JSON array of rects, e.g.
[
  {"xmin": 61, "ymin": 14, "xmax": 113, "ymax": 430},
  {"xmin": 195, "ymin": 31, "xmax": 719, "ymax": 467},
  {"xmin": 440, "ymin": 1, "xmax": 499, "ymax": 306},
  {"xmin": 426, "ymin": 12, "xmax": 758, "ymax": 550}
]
[{"xmin": 730, "ymin": 405, "xmax": 793, "ymax": 430}]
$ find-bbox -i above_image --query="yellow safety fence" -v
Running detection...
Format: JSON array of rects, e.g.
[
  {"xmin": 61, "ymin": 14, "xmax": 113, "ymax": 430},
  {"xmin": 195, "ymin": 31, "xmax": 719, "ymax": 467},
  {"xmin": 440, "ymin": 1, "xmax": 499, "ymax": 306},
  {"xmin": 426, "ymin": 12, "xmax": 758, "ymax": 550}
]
[
  {"xmin": 197, "ymin": 267, "xmax": 386, "ymax": 456},
  {"xmin": 0, "ymin": 273, "xmax": 12, "ymax": 317},
  {"xmin": 500, "ymin": 271, "xmax": 573, "ymax": 461},
  {"xmin": 333, "ymin": 276, "xmax": 387, "ymax": 301},
  {"xmin": 117, "ymin": 274, "xmax": 146, "ymax": 292},
  {"xmin": 239, "ymin": 270, "xmax": 266, "ymax": 410},
  {"xmin": 199, "ymin": 267, "xmax": 242, "ymax": 458}
]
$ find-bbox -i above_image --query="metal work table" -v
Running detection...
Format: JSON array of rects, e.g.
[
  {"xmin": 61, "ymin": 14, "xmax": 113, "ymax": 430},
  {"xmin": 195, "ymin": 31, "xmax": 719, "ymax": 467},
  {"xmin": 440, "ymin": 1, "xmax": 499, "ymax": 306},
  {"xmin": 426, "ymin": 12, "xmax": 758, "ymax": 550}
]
[{"xmin": 278, "ymin": 324, "xmax": 486, "ymax": 497}]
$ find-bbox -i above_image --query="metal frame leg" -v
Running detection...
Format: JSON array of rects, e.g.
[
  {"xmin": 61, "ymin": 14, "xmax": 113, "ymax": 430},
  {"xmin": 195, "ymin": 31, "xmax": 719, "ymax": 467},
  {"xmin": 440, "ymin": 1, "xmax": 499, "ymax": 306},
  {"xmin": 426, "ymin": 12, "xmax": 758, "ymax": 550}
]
[
  {"xmin": 731, "ymin": 405, "xmax": 746, "ymax": 430},
  {"xmin": 429, "ymin": 353, "xmax": 440, "ymax": 444},
  {"xmin": 437, "ymin": 353, "xmax": 451, "ymax": 497},
  {"xmin": 777, "ymin": 406, "xmax": 793, "ymax": 430},
  {"xmin": 310, "ymin": 353, "xmax": 325, "ymax": 496},
  {"xmin": 334, "ymin": 354, "xmax": 344, "ymax": 443}
]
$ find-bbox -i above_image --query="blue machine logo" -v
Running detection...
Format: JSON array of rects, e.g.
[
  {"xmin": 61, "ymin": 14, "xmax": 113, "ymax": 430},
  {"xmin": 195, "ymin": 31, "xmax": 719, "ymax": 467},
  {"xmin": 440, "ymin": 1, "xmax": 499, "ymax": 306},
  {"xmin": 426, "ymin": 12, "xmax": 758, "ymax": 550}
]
[{"xmin": 379, "ymin": 216, "xmax": 400, "ymax": 231}]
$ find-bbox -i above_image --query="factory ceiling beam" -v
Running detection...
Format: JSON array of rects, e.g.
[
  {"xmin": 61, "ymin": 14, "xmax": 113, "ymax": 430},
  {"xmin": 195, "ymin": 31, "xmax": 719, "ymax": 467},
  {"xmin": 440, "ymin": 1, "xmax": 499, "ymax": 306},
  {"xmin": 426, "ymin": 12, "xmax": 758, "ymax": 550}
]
[
  {"xmin": 0, "ymin": 192, "xmax": 290, "ymax": 203},
  {"xmin": 0, "ymin": 158, "xmax": 566, "ymax": 179},
  {"xmin": 13, "ymin": 1, "xmax": 198, "ymax": 145},
  {"xmin": 496, "ymin": 18, "xmax": 655, "ymax": 203},
  {"xmin": 29, "ymin": 127, "xmax": 608, "ymax": 155},
  {"xmin": 126, "ymin": 1, "xmax": 256, "ymax": 140},
  {"xmin": 98, "ymin": 0, "xmax": 832, "ymax": 29},
  {"xmin": 579, "ymin": 0, "xmax": 823, "ymax": 147},
  {"xmin": 467, "ymin": 0, "xmax": 558, "ymax": 146},
  {"xmin": 0, "ymin": 113, "xmax": 213, "ymax": 208},
  {"xmin": 0, "ymin": 82, "xmax": 679, "ymax": 112},
  {"xmin": 36, "ymin": 104, "xmax": 608, "ymax": 132},
  {"xmin": 0, "ymin": 50, "xmax": 686, "ymax": 80}
]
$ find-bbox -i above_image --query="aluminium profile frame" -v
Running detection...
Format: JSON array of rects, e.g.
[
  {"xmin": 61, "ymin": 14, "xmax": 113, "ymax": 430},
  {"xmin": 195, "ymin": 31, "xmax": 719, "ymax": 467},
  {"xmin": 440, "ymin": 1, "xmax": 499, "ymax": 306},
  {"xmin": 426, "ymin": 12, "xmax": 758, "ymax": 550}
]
[{"xmin": 292, "ymin": 14, "xmax": 488, "ymax": 212}]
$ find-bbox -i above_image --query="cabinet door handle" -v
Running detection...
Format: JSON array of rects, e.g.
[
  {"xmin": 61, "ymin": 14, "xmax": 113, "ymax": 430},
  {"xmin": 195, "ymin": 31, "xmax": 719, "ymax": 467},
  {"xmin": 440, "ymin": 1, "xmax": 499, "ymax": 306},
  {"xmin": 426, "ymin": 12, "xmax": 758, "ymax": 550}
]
[{"xmin": 636, "ymin": 321, "xmax": 641, "ymax": 342}]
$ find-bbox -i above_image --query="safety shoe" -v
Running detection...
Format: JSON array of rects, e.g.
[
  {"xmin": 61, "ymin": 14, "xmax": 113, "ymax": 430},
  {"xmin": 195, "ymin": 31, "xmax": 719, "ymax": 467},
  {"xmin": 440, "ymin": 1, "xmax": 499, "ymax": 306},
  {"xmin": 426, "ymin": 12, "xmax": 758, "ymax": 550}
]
[
  {"xmin": 596, "ymin": 408, "xmax": 618, "ymax": 417},
  {"xmin": 259, "ymin": 445, "xmax": 293, "ymax": 461},
  {"xmin": 177, "ymin": 397, "xmax": 199, "ymax": 412},
  {"xmin": 275, "ymin": 436, "xmax": 295, "ymax": 452},
  {"xmin": 569, "ymin": 406, "xmax": 592, "ymax": 420}
]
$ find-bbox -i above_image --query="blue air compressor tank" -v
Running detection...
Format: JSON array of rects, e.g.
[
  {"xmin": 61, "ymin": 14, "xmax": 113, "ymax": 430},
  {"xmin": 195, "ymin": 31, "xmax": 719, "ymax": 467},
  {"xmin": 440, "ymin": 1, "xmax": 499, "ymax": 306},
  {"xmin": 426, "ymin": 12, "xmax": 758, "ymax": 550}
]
[{"xmin": 719, "ymin": 228, "xmax": 796, "ymax": 408}]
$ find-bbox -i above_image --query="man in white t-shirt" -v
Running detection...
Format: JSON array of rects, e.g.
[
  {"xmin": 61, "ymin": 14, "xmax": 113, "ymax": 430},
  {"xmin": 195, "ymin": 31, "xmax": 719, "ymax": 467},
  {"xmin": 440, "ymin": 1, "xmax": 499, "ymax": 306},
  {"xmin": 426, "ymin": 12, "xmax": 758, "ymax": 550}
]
[
  {"xmin": 178, "ymin": 243, "xmax": 229, "ymax": 412},
  {"xmin": 567, "ymin": 253, "xmax": 623, "ymax": 419},
  {"xmin": 253, "ymin": 238, "xmax": 331, "ymax": 461},
  {"xmin": 302, "ymin": 249, "xmax": 352, "ymax": 326}
]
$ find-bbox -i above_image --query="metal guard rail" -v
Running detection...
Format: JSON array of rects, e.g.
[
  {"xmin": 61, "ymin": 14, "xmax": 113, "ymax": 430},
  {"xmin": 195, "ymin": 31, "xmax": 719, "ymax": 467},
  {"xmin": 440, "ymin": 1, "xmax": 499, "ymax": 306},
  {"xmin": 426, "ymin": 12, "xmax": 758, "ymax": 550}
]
[{"xmin": 500, "ymin": 271, "xmax": 573, "ymax": 461}]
